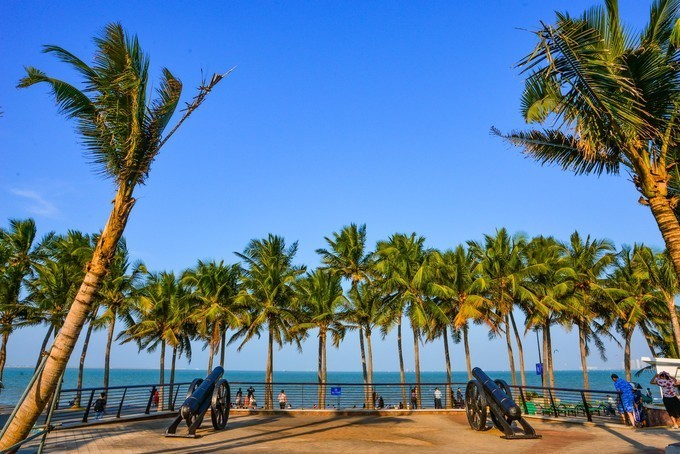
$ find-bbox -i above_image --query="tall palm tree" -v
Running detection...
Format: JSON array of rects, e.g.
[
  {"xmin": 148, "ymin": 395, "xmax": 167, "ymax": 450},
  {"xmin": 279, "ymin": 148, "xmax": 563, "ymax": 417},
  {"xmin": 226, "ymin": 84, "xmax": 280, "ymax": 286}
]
[
  {"xmin": 94, "ymin": 239, "xmax": 144, "ymax": 389},
  {"xmin": 295, "ymin": 269, "xmax": 346, "ymax": 408},
  {"xmin": 0, "ymin": 219, "xmax": 51, "ymax": 382},
  {"xmin": 4, "ymin": 23, "xmax": 226, "ymax": 446},
  {"xmin": 469, "ymin": 228, "xmax": 527, "ymax": 386},
  {"xmin": 316, "ymin": 223, "xmax": 373, "ymax": 405},
  {"xmin": 495, "ymin": 0, "xmax": 680, "ymax": 338},
  {"xmin": 559, "ymin": 232, "xmax": 615, "ymax": 389},
  {"xmin": 376, "ymin": 233, "xmax": 441, "ymax": 409},
  {"xmin": 233, "ymin": 235, "xmax": 306, "ymax": 409},
  {"xmin": 182, "ymin": 260, "xmax": 241, "ymax": 372}
]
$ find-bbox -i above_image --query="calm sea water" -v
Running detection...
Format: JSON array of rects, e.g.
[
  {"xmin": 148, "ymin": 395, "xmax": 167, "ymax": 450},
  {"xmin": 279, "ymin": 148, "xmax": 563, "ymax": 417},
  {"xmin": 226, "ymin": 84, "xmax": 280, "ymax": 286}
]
[{"xmin": 0, "ymin": 367, "xmax": 646, "ymax": 406}]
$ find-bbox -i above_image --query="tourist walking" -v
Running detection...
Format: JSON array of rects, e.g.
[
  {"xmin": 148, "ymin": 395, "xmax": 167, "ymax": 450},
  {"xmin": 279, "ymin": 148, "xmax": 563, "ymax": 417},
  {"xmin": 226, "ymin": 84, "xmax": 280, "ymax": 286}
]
[
  {"xmin": 651, "ymin": 371, "xmax": 680, "ymax": 429},
  {"xmin": 611, "ymin": 374, "xmax": 636, "ymax": 426},
  {"xmin": 433, "ymin": 387, "xmax": 442, "ymax": 409},
  {"xmin": 278, "ymin": 390, "xmax": 288, "ymax": 409}
]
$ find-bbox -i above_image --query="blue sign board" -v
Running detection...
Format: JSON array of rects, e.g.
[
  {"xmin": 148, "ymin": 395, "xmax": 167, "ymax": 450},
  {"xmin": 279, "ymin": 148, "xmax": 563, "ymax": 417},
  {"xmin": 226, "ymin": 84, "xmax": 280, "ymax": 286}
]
[
  {"xmin": 330, "ymin": 387, "xmax": 342, "ymax": 396},
  {"xmin": 535, "ymin": 363, "xmax": 543, "ymax": 375}
]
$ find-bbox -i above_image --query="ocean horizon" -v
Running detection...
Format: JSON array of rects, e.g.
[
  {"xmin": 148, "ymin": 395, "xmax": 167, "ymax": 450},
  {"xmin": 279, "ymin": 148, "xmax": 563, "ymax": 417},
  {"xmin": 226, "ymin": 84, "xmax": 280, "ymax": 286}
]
[{"xmin": 0, "ymin": 366, "xmax": 653, "ymax": 406}]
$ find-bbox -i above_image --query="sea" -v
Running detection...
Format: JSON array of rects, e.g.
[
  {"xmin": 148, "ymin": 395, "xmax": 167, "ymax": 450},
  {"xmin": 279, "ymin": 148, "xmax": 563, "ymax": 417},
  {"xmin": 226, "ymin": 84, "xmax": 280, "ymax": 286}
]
[{"xmin": 0, "ymin": 367, "xmax": 646, "ymax": 406}]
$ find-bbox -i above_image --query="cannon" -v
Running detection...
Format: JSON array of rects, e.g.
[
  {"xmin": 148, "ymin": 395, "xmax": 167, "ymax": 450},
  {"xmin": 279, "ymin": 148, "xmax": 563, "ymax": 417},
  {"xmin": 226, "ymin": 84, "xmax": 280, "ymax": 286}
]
[
  {"xmin": 165, "ymin": 366, "xmax": 231, "ymax": 438},
  {"xmin": 465, "ymin": 367, "xmax": 540, "ymax": 439}
]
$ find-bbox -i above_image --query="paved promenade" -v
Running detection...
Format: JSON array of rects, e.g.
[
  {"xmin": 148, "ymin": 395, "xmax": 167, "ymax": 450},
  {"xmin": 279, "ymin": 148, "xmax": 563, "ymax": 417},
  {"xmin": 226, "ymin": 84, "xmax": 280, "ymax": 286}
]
[{"xmin": 20, "ymin": 412, "xmax": 680, "ymax": 453}]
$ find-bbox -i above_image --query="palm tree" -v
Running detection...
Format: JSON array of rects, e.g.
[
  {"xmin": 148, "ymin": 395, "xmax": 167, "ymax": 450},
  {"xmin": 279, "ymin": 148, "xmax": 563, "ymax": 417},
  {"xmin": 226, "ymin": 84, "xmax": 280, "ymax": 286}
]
[
  {"xmin": 0, "ymin": 219, "xmax": 51, "ymax": 382},
  {"xmin": 376, "ymin": 233, "xmax": 441, "ymax": 409},
  {"xmin": 342, "ymin": 281, "xmax": 386, "ymax": 408},
  {"xmin": 4, "ymin": 23, "xmax": 227, "ymax": 446},
  {"xmin": 559, "ymin": 232, "xmax": 615, "ymax": 389},
  {"xmin": 119, "ymin": 271, "xmax": 187, "ymax": 411},
  {"xmin": 182, "ymin": 260, "xmax": 241, "ymax": 373},
  {"xmin": 469, "ymin": 228, "xmax": 527, "ymax": 386},
  {"xmin": 295, "ymin": 269, "xmax": 346, "ymax": 408},
  {"xmin": 233, "ymin": 235, "xmax": 306, "ymax": 409},
  {"xmin": 495, "ymin": 0, "xmax": 680, "ymax": 339},
  {"xmin": 634, "ymin": 248, "xmax": 680, "ymax": 356},
  {"xmin": 94, "ymin": 239, "xmax": 144, "ymax": 389},
  {"xmin": 316, "ymin": 223, "xmax": 373, "ymax": 405}
]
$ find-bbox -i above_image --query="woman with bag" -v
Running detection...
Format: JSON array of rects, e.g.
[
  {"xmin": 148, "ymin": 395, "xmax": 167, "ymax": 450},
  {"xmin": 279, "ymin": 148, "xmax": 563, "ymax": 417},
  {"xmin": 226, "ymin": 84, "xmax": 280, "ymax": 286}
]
[{"xmin": 651, "ymin": 371, "xmax": 680, "ymax": 429}]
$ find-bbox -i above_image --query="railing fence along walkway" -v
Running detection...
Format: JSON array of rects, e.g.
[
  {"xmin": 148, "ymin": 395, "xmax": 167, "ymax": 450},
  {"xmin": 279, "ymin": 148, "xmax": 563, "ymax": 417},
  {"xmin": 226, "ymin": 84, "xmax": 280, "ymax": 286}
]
[{"xmin": 18, "ymin": 380, "xmax": 625, "ymax": 430}]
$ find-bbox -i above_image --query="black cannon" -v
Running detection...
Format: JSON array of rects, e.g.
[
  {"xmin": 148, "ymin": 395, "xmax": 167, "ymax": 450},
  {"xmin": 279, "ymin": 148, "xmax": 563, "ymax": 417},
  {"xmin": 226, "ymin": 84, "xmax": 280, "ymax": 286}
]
[
  {"xmin": 165, "ymin": 366, "xmax": 231, "ymax": 438},
  {"xmin": 465, "ymin": 367, "xmax": 540, "ymax": 439}
]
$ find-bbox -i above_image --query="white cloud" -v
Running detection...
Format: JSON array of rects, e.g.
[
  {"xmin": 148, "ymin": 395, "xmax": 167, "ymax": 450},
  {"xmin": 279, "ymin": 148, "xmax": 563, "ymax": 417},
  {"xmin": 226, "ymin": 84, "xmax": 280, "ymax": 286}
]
[{"xmin": 10, "ymin": 188, "xmax": 59, "ymax": 217}]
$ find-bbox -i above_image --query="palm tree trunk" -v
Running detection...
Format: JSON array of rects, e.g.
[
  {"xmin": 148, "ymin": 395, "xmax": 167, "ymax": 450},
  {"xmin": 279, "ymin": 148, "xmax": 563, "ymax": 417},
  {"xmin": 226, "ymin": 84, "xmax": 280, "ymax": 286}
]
[
  {"xmin": 412, "ymin": 326, "xmax": 421, "ymax": 408},
  {"xmin": 578, "ymin": 322, "xmax": 589, "ymax": 390},
  {"xmin": 169, "ymin": 347, "xmax": 177, "ymax": 410},
  {"xmin": 34, "ymin": 325, "xmax": 54, "ymax": 371},
  {"xmin": 75, "ymin": 316, "xmax": 96, "ymax": 407},
  {"xmin": 366, "ymin": 327, "xmax": 374, "ymax": 410},
  {"xmin": 322, "ymin": 329, "xmax": 327, "ymax": 409},
  {"xmin": 159, "ymin": 340, "xmax": 165, "ymax": 411},
  {"xmin": 207, "ymin": 342, "xmax": 214, "ymax": 374},
  {"xmin": 442, "ymin": 326, "xmax": 452, "ymax": 408},
  {"xmin": 318, "ymin": 330, "xmax": 324, "ymax": 409},
  {"xmin": 504, "ymin": 316, "xmax": 517, "ymax": 386},
  {"xmin": 397, "ymin": 318, "xmax": 406, "ymax": 407},
  {"xmin": 266, "ymin": 326, "xmax": 274, "ymax": 410},
  {"xmin": 509, "ymin": 312, "xmax": 527, "ymax": 387},
  {"xmin": 546, "ymin": 324, "xmax": 555, "ymax": 388},
  {"xmin": 463, "ymin": 324, "xmax": 472, "ymax": 379},
  {"xmin": 104, "ymin": 314, "xmax": 116, "ymax": 389},
  {"xmin": 0, "ymin": 330, "xmax": 9, "ymax": 382},
  {"xmin": 0, "ymin": 186, "xmax": 135, "ymax": 451},
  {"xmin": 624, "ymin": 329, "xmax": 633, "ymax": 382},
  {"xmin": 358, "ymin": 327, "xmax": 369, "ymax": 408},
  {"xmin": 667, "ymin": 296, "xmax": 680, "ymax": 356},
  {"xmin": 220, "ymin": 329, "xmax": 226, "ymax": 368},
  {"xmin": 543, "ymin": 325, "xmax": 552, "ymax": 388}
]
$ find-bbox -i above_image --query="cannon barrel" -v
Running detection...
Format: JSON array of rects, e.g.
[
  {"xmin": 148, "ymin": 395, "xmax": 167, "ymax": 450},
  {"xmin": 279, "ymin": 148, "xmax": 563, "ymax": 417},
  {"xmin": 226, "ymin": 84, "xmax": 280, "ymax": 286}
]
[
  {"xmin": 472, "ymin": 367, "xmax": 521, "ymax": 420},
  {"xmin": 181, "ymin": 367, "xmax": 224, "ymax": 420}
]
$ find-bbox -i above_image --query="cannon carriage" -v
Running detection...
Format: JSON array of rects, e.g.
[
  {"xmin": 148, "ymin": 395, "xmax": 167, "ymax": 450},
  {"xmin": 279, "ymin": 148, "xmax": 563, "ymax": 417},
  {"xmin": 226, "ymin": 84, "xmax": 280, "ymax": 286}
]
[
  {"xmin": 465, "ymin": 367, "xmax": 541, "ymax": 439},
  {"xmin": 165, "ymin": 366, "xmax": 231, "ymax": 438}
]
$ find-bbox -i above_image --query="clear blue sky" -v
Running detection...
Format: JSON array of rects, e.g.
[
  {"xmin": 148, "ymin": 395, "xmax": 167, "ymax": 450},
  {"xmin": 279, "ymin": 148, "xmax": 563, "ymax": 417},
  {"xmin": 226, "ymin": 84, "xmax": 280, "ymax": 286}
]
[{"xmin": 0, "ymin": 1, "xmax": 658, "ymax": 373}]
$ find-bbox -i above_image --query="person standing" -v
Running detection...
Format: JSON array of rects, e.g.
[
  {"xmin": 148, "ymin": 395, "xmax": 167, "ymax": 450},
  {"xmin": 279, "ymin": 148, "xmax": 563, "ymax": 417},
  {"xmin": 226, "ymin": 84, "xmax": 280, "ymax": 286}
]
[
  {"xmin": 611, "ymin": 374, "xmax": 636, "ymax": 426},
  {"xmin": 651, "ymin": 371, "xmax": 680, "ymax": 429},
  {"xmin": 410, "ymin": 388, "xmax": 418, "ymax": 409},
  {"xmin": 278, "ymin": 390, "xmax": 288, "ymax": 409},
  {"xmin": 235, "ymin": 388, "xmax": 243, "ymax": 408},
  {"xmin": 93, "ymin": 392, "xmax": 107, "ymax": 420},
  {"xmin": 433, "ymin": 388, "xmax": 442, "ymax": 409}
]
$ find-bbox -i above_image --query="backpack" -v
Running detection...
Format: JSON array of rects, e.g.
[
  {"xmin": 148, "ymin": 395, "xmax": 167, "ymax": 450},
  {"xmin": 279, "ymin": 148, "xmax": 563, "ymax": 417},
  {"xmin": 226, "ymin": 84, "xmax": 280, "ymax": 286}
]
[{"xmin": 94, "ymin": 398, "xmax": 105, "ymax": 412}]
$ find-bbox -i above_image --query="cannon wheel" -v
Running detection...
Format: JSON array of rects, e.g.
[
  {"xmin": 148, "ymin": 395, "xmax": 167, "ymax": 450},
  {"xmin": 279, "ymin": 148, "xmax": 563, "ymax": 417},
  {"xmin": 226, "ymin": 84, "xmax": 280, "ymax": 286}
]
[
  {"xmin": 489, "ymin": 379, "xmax": 514, "ymax": 431},
  {"xmin": 211, "ymin": 379, "xmax": 231, "ymax": 430},
  {"xmin": 185, "ymin": 379, "xmax": 204, "ymax": 430},
  {"xmin": 465, "ymin": 380, "xmax": 488, "ymax": 431}
]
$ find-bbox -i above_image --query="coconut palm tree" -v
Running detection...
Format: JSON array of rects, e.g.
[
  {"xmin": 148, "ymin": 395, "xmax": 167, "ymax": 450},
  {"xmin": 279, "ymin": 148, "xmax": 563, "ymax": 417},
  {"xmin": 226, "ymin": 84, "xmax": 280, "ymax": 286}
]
[
  {"xmin": 468, "ymin": 228, "xmax": 527, "ymax": 386},
  {"xmin": 182, "ymin": 260, "xmax": 241, "ymax": 373},
  {"xmin": 0, "ymin": 219, "xmax": 51, "ymax": 382},
  {"xmin": 559, "ymin": 232, "xmax": 615, "ymax": 389},
  {"xmin": 233, "ymin": 235, "xmax": 306, "ymax": 409},
  {"xmin": 495, "ymin": 0, "xmax": 680, "ymax": 339},
  {"xmin": 316, "ymin": 223, "xmax": 374, "ymax": 403},
  {"xmin": 3, "ymin": 23, "xmax": 227, "ymax": 446},
  {"xmin": 295, "ymin": 269, "xmax": 346, "ymax": 408},
  {"xmin": 375, "ymin": 233, "xmax": 441, "ymax": 409}
]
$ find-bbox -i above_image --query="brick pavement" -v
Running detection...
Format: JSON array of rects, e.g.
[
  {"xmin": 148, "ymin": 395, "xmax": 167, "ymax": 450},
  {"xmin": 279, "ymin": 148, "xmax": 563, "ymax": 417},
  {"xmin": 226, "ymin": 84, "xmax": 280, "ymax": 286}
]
[{"xmin": 18, "ymin": 412, "xmax": 680, "ymax": 453}]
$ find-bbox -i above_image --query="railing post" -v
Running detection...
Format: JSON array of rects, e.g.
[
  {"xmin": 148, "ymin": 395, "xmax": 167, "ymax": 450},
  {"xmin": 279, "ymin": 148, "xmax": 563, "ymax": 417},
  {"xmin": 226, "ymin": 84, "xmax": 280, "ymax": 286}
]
[
  {"xmin": 172, "ymin": 384, "xmax": 180, "ymax": 410},
  {"xmin": 82, "ymin": 390, "xmax": 96, "ymax": 423},
  {"xmin": 117, "ymin": 388, "xmax": 127, "ymax": 418},
  {"xmin": 548, "ymin": 388, "xmax": 559, "ymax": 417},
  {"xmin": 145, "ymin": 386, "xmax": 156, "ymax": 415},
  {"xmin": 580, "ymin": 391, "xmax": 592, "ymax": 422},
  {"xmin": 301, "ymin": 384, "xmax": 305, "ymax": 409}
]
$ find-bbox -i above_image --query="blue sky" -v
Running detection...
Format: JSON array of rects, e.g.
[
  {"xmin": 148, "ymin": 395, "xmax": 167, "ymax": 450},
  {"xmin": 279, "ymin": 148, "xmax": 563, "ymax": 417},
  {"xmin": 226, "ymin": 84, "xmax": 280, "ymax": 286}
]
[{"xmin": 0, "ymin": 1, "xmax": 660, "ymax": 373}]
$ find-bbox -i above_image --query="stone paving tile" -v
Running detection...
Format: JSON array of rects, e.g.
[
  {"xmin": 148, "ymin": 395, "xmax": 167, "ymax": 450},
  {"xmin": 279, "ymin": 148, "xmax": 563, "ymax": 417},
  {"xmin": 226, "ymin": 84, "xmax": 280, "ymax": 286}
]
[{"xmin": 19, "ymin": 413, "xmax": 680, "ymax": 453}]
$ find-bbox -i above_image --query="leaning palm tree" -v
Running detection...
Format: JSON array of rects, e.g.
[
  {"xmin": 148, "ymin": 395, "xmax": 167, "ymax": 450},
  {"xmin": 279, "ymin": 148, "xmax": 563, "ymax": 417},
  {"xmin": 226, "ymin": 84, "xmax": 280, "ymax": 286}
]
[
  {"xmin": 181, "ymin": 260, "xmax": 241, "ymax": 372},
  {"xmin": 295, "ymin": 269, "xmax": 346, "ymax": 409},
  {"xmin": 316, "ymin": 223, "xmax": 374, "ymax": 403},
  {"xmin": 232, "ymin": 235, "xmax": 306, "ymax": 409},
  {"xmin": 2, "ymin": 24, "xmax": 228, "ymax": 447},
  {"xmin": 494, "ymin": 0, "xmax": 680, "ymax": 343}
]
